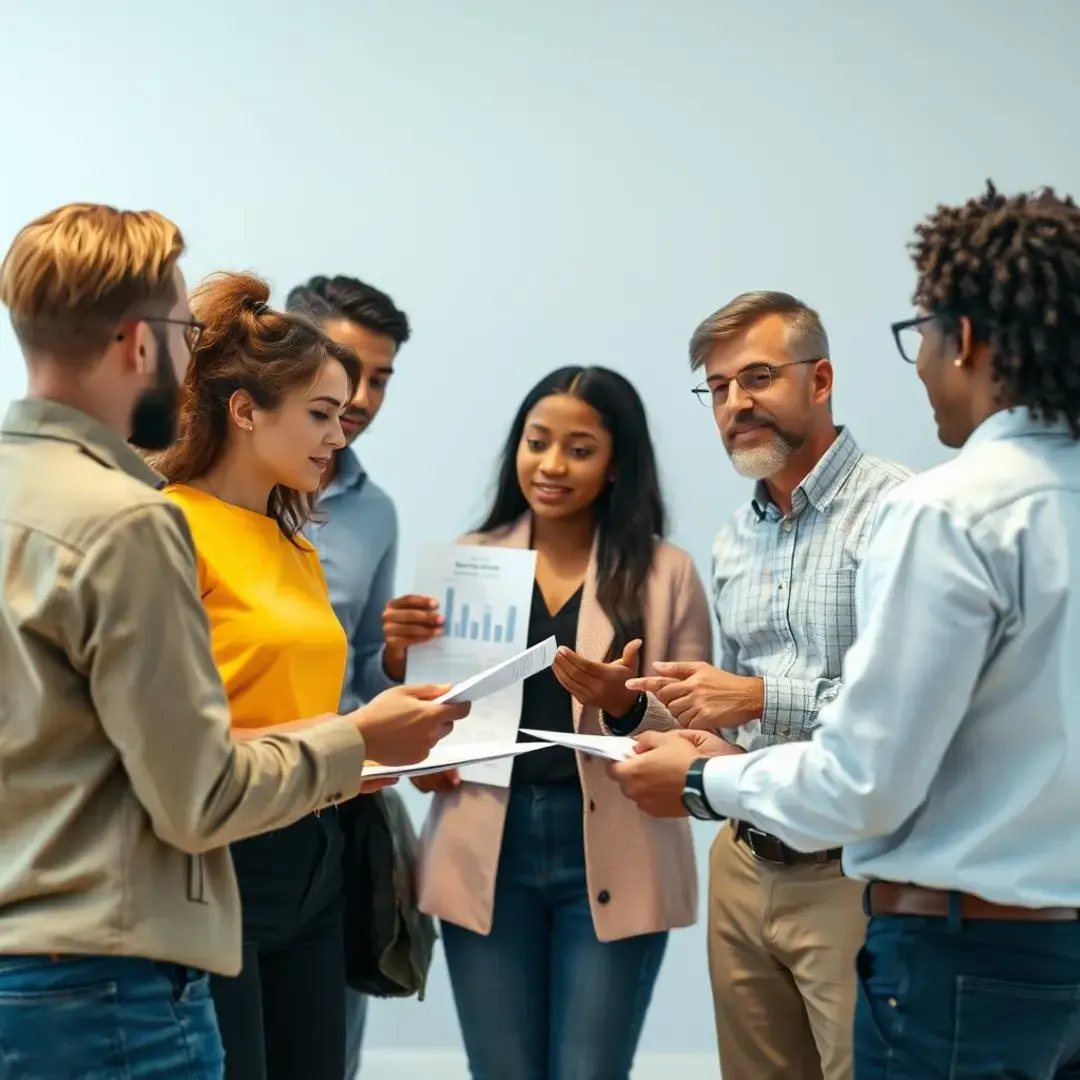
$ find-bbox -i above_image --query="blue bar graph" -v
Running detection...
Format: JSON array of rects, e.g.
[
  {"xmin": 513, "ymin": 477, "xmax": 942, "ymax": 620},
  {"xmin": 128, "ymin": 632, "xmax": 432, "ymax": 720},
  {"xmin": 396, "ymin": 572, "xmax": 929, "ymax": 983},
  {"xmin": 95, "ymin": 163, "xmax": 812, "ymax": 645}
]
[{"xmin": 443, "ymin": 587, "xmax": 519, "ymax": 645}]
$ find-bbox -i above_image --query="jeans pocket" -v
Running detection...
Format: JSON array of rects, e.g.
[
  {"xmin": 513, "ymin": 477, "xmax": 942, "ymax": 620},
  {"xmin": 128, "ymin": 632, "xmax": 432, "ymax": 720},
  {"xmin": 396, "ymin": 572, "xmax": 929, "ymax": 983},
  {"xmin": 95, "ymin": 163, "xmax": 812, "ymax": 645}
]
[
  {"xmin": 855, "ymin": 944, "xmax": 905, "ymax": 1051},
  {"xmin": 0, "ymin": 977, "xmax": 118, "ymax": 1007},
  {"xmin": 0, "ymin": 978, "xmax": 125, "ymax": 1080},
  {"xmin": 950, "ymin": 975, "xmax": 1080, "ymax": 1078}
]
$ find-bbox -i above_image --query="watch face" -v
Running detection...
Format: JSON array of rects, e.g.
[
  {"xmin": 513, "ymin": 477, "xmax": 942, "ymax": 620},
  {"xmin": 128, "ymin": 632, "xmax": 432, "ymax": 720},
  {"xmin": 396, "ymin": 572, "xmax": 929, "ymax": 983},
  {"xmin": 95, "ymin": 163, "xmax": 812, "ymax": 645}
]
[{"xmin": 681, "ymin": 788, "xmax": 713, "ymax": 821}]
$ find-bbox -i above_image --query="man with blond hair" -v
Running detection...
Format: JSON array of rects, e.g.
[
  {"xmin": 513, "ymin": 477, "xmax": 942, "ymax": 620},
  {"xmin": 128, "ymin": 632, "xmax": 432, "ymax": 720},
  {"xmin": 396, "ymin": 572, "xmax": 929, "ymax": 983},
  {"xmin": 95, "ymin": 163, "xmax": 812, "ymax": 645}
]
[{"xmin": 0, "ymin": 203, "xmax": 466, "ymax": 1079}]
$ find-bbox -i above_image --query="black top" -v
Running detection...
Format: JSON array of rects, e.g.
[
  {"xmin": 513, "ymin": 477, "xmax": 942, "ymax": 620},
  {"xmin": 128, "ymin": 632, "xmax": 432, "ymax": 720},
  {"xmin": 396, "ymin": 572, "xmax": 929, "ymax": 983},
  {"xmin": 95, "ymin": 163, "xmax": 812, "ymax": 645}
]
[
  {"xmin": 513, "ymin": 581, "xmax": 584, "ymax": 786},
  {"xmin": 512, "ymin": 580, "xmax": 648, "ymax": 786}
]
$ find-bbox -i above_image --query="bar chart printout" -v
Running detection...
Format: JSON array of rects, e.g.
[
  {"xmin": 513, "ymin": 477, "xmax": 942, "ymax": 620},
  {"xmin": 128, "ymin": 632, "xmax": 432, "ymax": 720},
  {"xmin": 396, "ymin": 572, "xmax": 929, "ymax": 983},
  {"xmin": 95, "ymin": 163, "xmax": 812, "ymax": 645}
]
[
  {"xmin": 442, "ymin": 586, "xmax": 519, "ymax": 645},
  {"xmin": 406, "ymin": 543, "xmax": 539, "ymax": 786}
]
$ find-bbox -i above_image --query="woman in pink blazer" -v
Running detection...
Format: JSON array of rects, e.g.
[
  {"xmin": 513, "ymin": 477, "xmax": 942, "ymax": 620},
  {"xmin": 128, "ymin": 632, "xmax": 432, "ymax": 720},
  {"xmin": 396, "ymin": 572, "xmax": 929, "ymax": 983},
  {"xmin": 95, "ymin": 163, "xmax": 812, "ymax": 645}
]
[{"xmin": 382, "ymin": 366, "xmax": 712, "ymax": 1079}]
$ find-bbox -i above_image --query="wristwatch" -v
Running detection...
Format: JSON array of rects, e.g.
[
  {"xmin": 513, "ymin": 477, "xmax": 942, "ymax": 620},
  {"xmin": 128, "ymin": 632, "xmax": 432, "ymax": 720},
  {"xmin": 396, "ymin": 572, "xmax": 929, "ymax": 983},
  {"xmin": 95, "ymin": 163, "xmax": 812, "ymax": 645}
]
[{"xmin": 681, "ymin": 758, "xmax": 726, "ymax": 821}]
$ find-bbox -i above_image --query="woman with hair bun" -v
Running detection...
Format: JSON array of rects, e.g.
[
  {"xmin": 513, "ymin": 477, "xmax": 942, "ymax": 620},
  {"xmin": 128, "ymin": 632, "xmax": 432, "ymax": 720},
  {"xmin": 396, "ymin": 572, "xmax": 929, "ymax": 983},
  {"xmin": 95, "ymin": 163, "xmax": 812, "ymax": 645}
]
[{"xmin": 155, "ymin": 272, "xmax": 463, "ymax": 1080}]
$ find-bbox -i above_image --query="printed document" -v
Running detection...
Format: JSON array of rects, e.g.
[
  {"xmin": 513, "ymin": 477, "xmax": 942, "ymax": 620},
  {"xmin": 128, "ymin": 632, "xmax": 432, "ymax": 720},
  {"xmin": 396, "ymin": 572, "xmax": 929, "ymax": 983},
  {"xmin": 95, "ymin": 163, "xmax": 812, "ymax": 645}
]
[
  {"xmin": 519, "ymin": 729, "xmax": 638, "ymax": 762},
  {"xmin": 436, "ymin": 636, "xmax": 557, "ymax": 703},
  {"xmin": 406, "ymin": 544, "xmax": 538, "ymax": 786},
  {"xmin": 363, "ymin": 741, "xmax": 553, "ymax": 779}
]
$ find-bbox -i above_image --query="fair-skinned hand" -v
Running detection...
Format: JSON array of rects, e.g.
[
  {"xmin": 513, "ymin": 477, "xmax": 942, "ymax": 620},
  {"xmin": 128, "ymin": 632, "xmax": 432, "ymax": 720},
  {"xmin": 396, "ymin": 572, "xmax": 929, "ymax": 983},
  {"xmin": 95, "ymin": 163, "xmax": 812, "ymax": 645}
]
[
  {"xmin": 410, "ymin": 769, "xmax": 461, "ymax": 794},
  {"xmin": 381, "ymin": 594, "xmax": 443, "ymax": 681},
  {"xmin": 358, "ymin": 777, "xmax": 399, "ymax": 795},
  {"xmin": 351, "ymin": 684, "xmax": 468, "ymax": 766},
  {"xmin": 607, "ymin": 729, "xmax": 744, "ymax": 817},
  {"xmin": 552, "ymin": 639, "xmax": 642, "ymax": 717},
  {"xmin": 626, "ymin": 661, "xmax": 763, "ymax": 730}
]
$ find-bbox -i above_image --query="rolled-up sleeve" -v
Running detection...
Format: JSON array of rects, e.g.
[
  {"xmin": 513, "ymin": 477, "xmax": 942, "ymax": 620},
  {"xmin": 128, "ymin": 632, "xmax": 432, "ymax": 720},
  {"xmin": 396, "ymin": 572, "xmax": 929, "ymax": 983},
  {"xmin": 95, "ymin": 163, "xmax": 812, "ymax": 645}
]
[
  {"xmin": 701, "ymin": 494, "xmax": 994, "ymax": 852},
  {"xmin": 67, "ymin": 503, "xmax": 370, "ymax": 854}
]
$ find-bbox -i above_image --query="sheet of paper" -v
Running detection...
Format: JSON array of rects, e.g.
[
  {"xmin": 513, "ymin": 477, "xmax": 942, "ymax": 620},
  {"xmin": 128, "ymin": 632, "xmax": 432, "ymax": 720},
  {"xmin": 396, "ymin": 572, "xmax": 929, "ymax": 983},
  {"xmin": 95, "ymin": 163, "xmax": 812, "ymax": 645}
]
[
  {"xmin": 406, "ymin": 544, "xmax": 538, "ymax": 786},
  {"xmin": 363, "ymin": 741, "xmax": 553, "ymax": 779},
  {"xmin": 436, "ymin": 636, "xmax": 556, "ymax": 704},
  {"xmin": 519, "ymin": 729, "xmax": 638, "ymax": 762}
]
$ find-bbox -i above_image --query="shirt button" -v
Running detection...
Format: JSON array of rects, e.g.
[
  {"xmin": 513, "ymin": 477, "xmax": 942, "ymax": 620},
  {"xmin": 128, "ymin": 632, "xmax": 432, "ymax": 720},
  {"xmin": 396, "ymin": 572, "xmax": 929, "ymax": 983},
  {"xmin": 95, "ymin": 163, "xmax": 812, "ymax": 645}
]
[
  {"xmin": 597, "ymin": 890, "xmax": 611, "ymax": 905},
  {"xmin": 782, "ymin": 521, "xmax": 793, "ymax": 533}
]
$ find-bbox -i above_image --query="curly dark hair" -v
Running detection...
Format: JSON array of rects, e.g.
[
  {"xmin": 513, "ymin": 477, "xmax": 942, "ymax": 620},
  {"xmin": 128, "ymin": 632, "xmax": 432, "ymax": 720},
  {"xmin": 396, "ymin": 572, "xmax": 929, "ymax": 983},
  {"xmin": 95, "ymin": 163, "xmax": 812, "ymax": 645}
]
[
  {"xmin": 911, "ymin": 180, "xmax": 1080, "ymax": 437},
  {"xmin": 285, "ymin": 274, "xmax": 410, "ymax": 348}
]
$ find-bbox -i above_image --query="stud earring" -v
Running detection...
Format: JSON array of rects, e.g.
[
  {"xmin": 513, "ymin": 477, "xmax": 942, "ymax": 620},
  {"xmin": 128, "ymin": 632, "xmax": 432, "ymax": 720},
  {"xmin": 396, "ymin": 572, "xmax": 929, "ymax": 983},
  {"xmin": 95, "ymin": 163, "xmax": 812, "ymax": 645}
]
[{"xmin": 954, "ymin": 357, "xmax": 963, "ymax": 368}]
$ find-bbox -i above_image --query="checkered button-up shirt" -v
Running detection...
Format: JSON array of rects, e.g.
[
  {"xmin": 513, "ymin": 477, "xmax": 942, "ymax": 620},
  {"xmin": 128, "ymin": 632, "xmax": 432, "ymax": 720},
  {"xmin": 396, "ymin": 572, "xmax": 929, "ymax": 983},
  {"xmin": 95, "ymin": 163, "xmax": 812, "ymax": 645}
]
[{"xmin": 713, "ymin": 427, "xmax": 912, "ymax": 753}]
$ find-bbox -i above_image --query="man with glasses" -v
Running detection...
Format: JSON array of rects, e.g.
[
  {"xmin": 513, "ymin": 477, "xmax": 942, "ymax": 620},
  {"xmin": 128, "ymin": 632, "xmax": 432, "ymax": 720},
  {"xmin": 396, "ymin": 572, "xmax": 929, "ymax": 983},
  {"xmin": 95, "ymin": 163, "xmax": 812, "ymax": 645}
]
[
  {"xmin": 622, "ymin": 291, "xmax": 910, "ymax": 1080},
  {"xmin": 0, "ymin": 203, "xmax": 465, "ymax": 1078},
  {"xmin": 616, "ymin": 184, "xmax": 1080, "ymax": 1077}
]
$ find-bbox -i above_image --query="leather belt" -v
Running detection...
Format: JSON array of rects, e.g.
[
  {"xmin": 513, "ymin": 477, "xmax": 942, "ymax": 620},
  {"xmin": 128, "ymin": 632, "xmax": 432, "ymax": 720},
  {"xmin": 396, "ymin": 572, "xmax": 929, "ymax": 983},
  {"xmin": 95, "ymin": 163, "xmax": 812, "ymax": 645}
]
[
  {"xmin": 734, "ymin": 821, "xmax": 841, "ymax": 866},
  {"xmin": 866, "ymin": 882, "xmax": 1080, "ymax": 923}
]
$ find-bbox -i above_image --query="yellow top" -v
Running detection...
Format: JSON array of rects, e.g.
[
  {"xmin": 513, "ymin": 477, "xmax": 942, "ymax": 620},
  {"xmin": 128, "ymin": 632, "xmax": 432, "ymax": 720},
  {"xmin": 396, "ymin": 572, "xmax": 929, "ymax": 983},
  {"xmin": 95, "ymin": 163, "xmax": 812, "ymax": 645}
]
[{"xmin": 162, "ymin": 483, "xmax": 347, "ymax": 730}]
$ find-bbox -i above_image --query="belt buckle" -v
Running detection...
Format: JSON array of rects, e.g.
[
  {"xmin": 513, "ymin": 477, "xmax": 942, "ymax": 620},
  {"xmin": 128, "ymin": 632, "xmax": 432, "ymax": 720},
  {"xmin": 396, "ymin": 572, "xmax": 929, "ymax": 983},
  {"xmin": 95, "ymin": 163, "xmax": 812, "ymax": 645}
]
[{"xmin": 745, "ymin": 827, "xmax": 787, "ymax": 865}]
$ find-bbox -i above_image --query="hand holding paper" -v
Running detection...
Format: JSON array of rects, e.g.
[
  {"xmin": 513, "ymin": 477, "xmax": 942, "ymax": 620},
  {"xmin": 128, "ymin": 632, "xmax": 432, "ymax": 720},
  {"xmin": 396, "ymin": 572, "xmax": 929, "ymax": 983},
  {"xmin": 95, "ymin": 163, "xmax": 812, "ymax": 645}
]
[
  {"xmin": 351, "ymin": 683, "xmax": 470, "ymax": 766},
  {"xmin": 608, "ymin": 729, "xmax": 744, "ymax": 818}
]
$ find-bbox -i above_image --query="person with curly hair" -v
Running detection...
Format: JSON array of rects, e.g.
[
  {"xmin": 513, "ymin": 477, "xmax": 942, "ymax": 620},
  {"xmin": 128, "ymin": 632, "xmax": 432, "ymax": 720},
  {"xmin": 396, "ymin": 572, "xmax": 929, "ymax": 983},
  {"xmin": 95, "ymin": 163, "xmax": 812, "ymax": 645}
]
[{"xmin": 611, "ymin": 181, "xmax": 1080, "ymax": 1077}]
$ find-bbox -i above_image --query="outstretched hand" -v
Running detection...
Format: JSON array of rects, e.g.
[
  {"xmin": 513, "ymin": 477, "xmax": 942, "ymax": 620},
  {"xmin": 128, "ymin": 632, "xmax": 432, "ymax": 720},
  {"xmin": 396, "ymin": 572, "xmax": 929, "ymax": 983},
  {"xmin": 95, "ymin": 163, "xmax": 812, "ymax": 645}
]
[
  {"xmin": 626, "ymin": 661, "xmax": 763, "ymax": 730},
  {"xmin": 552, "ymin": 639, "xmax": 642, "ymax": 718}
]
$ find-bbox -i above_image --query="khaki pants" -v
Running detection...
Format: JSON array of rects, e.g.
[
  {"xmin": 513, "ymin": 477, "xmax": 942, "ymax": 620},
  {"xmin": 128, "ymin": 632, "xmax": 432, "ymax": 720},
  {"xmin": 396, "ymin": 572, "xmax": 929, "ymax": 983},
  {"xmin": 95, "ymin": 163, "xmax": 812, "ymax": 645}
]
[{"xmin": 707, "ymin": 823, "xmax": 866, "ymax": 1080}]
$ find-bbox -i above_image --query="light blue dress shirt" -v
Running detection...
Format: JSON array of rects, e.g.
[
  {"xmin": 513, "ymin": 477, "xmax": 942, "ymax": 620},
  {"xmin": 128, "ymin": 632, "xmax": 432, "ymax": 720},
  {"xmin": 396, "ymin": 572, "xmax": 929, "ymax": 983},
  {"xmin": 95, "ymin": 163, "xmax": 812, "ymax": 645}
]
[
  {"xmin": 306, "ymin": 448, "xmax": 399, "ymax": 713},
  {"xmin": 703, "ymin": 408, "xmax": 1080, "ymax": 907}
]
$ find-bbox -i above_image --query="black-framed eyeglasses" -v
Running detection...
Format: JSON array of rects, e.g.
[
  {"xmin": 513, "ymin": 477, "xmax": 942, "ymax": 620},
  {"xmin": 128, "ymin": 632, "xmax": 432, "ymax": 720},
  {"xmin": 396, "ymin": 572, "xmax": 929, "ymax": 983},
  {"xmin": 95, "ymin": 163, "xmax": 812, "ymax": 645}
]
[
  {"xmin": 143, "ymin": 317, "xmax": 206, "ymax": 355},
  {"xmin": 691, "ymin": 358, "xmax": 823, "ymax": 409},
  {"xmin": 890, "ymin": 314, "xmax": 936, "ymax": 365}
]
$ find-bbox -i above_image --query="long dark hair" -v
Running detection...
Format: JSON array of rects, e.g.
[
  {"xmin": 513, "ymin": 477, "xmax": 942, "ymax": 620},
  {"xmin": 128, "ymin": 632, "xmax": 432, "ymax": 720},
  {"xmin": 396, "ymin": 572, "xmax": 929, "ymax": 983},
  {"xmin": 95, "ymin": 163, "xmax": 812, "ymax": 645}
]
[{"xmin": 478, "ymin": 366, "xmax": 666, "ymax": 661}]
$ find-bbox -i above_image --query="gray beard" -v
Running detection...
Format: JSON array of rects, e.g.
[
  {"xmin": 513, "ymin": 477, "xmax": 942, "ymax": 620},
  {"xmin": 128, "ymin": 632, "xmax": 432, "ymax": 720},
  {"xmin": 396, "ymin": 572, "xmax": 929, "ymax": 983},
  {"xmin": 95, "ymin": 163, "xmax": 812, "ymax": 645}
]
[{"xmin": 729, "ymin": 432, "xmax": 793, "ymax": 480}]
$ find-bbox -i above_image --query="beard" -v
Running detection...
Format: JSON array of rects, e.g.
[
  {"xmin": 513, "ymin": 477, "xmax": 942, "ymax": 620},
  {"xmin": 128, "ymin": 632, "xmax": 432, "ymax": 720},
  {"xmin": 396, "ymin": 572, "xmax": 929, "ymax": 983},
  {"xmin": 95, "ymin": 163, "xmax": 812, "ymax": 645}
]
[
  {"xmin": 725, "ymin": 411, "xmax": 804, "ymax": 480},
  {"xmin": 129, "ymin": 326, "xmax": 181, "ymax": 451}
]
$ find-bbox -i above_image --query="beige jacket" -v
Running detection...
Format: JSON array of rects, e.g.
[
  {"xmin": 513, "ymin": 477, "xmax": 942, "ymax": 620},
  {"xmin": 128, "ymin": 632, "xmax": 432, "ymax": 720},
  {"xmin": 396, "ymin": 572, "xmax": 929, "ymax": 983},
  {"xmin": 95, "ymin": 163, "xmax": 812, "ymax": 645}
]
[
  {"xmin": 416, "ymin": 516, "xmax": 713, "ymax": 941},
  {"xmin": 0, "ymin": 400, "xmax": 369, "ymax": 976}
]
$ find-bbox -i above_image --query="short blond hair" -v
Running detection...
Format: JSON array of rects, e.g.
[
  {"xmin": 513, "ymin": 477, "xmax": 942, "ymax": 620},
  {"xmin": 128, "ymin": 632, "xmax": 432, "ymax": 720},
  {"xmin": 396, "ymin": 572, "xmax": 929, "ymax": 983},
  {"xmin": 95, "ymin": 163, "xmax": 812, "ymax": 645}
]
[
  {"xmin": 0, "ymin": 202, "xmax": 185, "ymax": 360},
  {"xmin": 689, "ymin": 290, "xmax": 829, "ymax": 371}
]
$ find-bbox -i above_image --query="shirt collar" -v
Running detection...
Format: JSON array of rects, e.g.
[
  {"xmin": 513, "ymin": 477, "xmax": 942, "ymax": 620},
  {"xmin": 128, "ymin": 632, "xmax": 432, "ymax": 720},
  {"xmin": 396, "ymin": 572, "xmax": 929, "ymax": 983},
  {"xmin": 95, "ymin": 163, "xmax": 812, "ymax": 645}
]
[
  {"xmin": 962, "ymin": 406, "xmax": 1072, "ymax": 454},
  {"xmin": 1, "ymin": 398, "xmax": 163, "ymax": 488},
  {"xmin": 751, "ymin": 425, "xmax": 862, "ymax": 520},
  {"xmin": 319, "ymin": 445, "xmax": 367, "ymax": 502}
]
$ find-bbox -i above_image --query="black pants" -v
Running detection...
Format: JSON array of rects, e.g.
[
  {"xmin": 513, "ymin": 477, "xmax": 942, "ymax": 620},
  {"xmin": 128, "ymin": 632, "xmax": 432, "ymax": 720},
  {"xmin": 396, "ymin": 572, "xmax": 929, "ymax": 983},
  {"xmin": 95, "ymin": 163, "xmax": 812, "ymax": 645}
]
[{"xmin": 211, "ymin": 810, "xmax": 346, "ymax": 1080}]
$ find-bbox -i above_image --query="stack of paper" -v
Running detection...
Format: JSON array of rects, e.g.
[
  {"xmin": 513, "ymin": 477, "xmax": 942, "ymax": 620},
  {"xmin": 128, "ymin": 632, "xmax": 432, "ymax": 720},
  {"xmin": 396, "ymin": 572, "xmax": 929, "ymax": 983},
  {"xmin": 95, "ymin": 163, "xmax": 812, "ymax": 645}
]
[
  {"xmin": 363, "ymin": 741, "xmax": 550, "ymax": 780},
  {"xmin": 363, "ymin": 640, "xmax": 640, "ymax": 783}
]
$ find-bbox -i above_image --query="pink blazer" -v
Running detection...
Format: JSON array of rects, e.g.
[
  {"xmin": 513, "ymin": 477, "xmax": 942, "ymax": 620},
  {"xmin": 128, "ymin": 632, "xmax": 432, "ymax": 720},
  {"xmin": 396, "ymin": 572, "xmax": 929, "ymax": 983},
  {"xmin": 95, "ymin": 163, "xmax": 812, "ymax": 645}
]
[{"xmin": 415, "ymin": 516, "xmax": 714, "ymax": 942}]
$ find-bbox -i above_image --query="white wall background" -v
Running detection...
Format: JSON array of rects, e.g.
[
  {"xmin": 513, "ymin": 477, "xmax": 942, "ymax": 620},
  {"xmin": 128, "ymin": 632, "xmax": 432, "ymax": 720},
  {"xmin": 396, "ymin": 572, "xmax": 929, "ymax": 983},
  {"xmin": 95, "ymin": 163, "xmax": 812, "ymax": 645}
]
[{"xmin": 2, "ymin": 0, "xmax": 1079, "ymax": 1062}]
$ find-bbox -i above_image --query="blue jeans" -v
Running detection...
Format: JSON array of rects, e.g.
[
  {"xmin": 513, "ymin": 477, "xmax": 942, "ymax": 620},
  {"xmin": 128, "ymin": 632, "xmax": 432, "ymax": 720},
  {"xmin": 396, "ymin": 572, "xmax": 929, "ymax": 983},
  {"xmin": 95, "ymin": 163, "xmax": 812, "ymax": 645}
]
[
  {"xmin": 855, "ymin": 911, "xmax": 1080, "ymax": 1078},
  {"xmin": 343, "ymin": 988, "xmax": 367, "ymax": 1078},
  {"xmin": 441, "ymin": 784, "xmax": 668, "ymax": 1080},
  {"xmin": 0, "ymin": 955, "xmax": 222, "ymax": 1079}
]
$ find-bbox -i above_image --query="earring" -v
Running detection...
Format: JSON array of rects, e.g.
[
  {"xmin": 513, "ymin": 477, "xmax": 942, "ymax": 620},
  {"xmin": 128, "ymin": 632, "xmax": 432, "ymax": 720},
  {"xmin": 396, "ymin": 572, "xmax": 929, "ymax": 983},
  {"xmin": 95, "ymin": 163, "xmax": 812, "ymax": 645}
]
[{"xmin": 954, "ymin": 357, "xmax": 963, "ymax": 368}]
